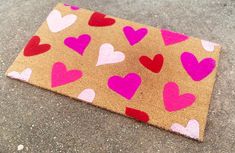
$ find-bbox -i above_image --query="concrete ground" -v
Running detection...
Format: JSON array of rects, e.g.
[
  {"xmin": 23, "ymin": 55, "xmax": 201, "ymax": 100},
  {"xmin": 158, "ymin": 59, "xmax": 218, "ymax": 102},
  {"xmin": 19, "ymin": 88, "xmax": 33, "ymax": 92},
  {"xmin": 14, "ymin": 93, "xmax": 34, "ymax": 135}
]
[{"xmin": 0, "ymin": 0, "xmax": 234, "ymax": 152}]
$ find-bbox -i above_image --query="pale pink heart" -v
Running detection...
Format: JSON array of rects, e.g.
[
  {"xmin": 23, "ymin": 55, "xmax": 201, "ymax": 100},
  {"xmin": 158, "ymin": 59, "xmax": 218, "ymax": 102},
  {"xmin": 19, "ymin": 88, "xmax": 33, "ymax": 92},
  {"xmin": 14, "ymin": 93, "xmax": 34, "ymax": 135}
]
[
  {"xmin": 96, "ymin": 43, "xmax": 125, "ymax": 66},
  {"xmin": 201, "ymin": 40, "xmax": 219, "ymax": 52},
  {"xmin": 108, "ymin": 73, "xmax": 141, "ymax": 100},
  {"xmin": 64, "ymin": 34, "xmax": 91, "ymax": 55},
  {"xmin": 7, "ymin": 68, "xmax": 32, "ymax": 82},
  {"xmin": 78, "ymin": 88, "xmax": 95, "ymax": 103},
  {"xmin": 161, "ymin": 29, "xmax": 189, "ymax": 46},
  {"xmin": 181, "ymin": 52, "xmax": 216, "ymax": 81},
  {"xmin": 171, "ymin": 119, "xmax": 200, "ymax": 139},
  {"xmin": 123, "ymin": 26, "xmax": 148, "ymax": 46},
  {"xmin": 163, "ymin": 82, "xmax": 196, "ymax": 112},
  {"xmin": 51, "ymin": 62, "xmax": 82, "ymax": 88},
  {"xmin": 47, "ymin": 9, "xmax": 77, "ymax": 33}
]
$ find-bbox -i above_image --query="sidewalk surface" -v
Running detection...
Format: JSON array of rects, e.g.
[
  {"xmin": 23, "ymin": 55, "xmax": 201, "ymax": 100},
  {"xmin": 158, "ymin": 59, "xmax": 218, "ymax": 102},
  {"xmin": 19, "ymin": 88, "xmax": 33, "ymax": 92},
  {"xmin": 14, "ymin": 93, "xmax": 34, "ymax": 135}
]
[{"xmin": 0, "ymin": 0, "xmax": 234, "ymax": 152}]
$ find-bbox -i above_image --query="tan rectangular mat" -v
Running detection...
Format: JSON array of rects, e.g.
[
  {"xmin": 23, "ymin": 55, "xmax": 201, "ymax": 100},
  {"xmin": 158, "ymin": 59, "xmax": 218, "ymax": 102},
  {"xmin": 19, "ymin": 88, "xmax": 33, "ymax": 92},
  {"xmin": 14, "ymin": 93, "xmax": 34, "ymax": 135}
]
[{"xmin": 6, "ymin": 3, "xmax": 221, "ymax": 141}]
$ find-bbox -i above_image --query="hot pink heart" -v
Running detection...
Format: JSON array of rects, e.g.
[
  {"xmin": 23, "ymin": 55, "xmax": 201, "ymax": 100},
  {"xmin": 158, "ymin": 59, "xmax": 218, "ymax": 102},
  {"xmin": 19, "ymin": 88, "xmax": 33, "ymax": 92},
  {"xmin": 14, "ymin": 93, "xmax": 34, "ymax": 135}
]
[
  {"xmin": 181, "ymin": 52, "xmax": 216, "ymax": 81},
  {"xmin": 123, "ymin": 26, "xmax": 148, "ymax": 46},
  {"xmin": 163, "ymin": 82, "xmax": 196, "ymax": 112},
  {"xmin": 51, "ymin": 62, "xmax": 82, "ymax": 88},
  {"xmin": 161, "ymin": 29, "xmax": 188, "ymax": 46},
  {"xmin": 64, "ymin": 34, "xmax": 91, "ymax": 55},
  {"xmin": 108, "ymin": 73, "xmax": 141, "ymax": 100}
]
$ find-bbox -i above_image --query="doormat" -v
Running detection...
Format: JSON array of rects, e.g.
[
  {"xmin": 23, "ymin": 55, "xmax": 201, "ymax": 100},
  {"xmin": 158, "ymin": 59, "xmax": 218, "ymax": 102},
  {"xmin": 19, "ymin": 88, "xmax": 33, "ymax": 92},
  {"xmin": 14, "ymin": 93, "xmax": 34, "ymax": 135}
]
[{"xmin": 6, "ymin": 3, "xmax": 221, "ymax": 141}]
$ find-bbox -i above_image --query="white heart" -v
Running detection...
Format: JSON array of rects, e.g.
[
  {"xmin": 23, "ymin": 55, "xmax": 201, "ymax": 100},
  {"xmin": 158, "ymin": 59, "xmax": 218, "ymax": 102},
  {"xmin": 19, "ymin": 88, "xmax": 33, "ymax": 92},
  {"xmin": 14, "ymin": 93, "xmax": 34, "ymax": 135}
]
[
  {"xmin": 47, "ymin": 9, "xmax": 77, "ymax": 33},
  {"xmin": 201, "ymin": 40, "xmax": 219, "ymax": 52},
  {"xmin": 78, "ymin": 88, "xmax": 96, "ymax": 103},
  {"xmin": 170, "ymin": 119, "xmax": 200, "ymax": 139},
  {"xmin": 7, "ymin": 68, "xmax": 32, "ymax": 82},
  {"xmin": 96, "ymin": 43, "xmax": 125, "ymax": 66}
]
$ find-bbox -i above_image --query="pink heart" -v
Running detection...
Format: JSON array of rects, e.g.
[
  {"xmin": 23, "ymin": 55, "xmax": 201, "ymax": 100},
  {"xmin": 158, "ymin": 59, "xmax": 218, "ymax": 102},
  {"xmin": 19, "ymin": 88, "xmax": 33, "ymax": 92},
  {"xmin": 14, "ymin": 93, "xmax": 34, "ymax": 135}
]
[
  {"xmin": 161, "ymin": 29, "xmax": 188, "ymax": 46},
  {"xmin": 64, "ymin": 34, "xmax": 91, "ymax": 55},
  {"xmin": 51, "ymin": 62, "xmax": 82, "ymax": 88},
  {"xmin": 163, "ymin": 82, "xmax": 196, "ymax": 112},
  {"xmin": 181, "ymin": 52, "xmax": 216, "ymax": 81},
  {"xmin": 123, "ymin": 26, "xmax": 148, "ymax": 46},
  {"xmin": 108, "ymin": 73, "xmax": 141, "ymax": 100}
]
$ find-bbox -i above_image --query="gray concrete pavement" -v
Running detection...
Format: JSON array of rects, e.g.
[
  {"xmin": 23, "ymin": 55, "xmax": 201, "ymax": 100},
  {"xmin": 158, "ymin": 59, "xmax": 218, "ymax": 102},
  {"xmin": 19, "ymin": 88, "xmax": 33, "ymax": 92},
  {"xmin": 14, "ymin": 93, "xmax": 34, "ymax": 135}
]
[{"xmin": 0, "ymin": 0, "xmax": 235, "ymax": 152}]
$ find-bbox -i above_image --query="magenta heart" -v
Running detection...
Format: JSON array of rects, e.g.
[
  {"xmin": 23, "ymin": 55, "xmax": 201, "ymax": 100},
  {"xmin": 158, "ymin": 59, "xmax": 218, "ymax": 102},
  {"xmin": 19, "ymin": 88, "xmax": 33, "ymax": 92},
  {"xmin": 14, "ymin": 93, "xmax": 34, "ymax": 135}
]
[
  {"xmin": 64, "ymin": 34, "xmax": 91, "ymax": 55},
  {"xmin": 70, "ymin": 6, "xmax": 79, "ymax": 10},
  {"xmin": 64, "ymin": 3, "xmax": 79, "ymax": 10},
  {"xmin": 163, "ymin": 82, "xmax": 196, "ymax": 112},
  {"xmin": 51, "ymin": 62, "xmax": 82, "ymax": 88},
  {"xmin": 181, "ymin": 52, "xmax": 216, "ymax": 81},
  {"xmin": 108, "ymin": 73, "xmax": 142, "ymax": 100},
  {"xmin": 123, "ymin": 26, "xmax": 148, "ymax": 46}
]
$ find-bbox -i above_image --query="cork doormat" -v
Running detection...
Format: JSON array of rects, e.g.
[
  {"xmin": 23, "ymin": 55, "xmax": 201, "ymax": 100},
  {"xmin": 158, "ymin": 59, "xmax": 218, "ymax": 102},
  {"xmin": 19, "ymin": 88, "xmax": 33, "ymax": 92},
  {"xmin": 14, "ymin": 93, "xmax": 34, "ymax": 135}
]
[{"xmin": 6, "ymin": 3, "xmax": 221, "ymax": 141}]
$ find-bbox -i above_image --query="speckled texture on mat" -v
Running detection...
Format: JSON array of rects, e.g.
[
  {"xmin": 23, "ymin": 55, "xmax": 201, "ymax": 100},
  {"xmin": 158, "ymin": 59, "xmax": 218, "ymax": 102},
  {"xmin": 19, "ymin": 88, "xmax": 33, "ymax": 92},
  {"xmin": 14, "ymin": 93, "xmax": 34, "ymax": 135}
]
[{"xmin": 0, "ymin": 0, "xmax": 234, "ymax": 152}]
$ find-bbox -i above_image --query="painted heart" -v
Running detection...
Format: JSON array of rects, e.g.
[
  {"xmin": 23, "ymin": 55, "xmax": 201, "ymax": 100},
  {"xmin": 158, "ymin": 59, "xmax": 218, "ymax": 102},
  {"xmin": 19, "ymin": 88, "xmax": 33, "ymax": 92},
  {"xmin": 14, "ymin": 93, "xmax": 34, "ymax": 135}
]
[
  {"xmin": 47, "ymin": 9, "xmax": 77, "ymax": 32},
  {"xmin": 163, "ymin": 82, "xmax": 196, "ymax": 112},
  {"xmin": 64, "ymin": 3, "xmax": 79, "ymax": 10},
  {"xmin": 7, "ymin": 68, "xmax": 32, "ymax": 82},
  {"xmin": 64, "ymin": 34, "xmax": 91, "ymax": 55},
  {"xmin": 171, "ymin": 119, "xmax": 200, "ymax": 139},
  {"xmin": 201, "ymin": 40, "xmax": 219, "ymax": 52},
  {"xmin": 181, "ymin": 52, "xmax": 216, "ymax": 81},
  {"xmin": 123, "ymin": 26, "xmax": 148, "ymax": 46},
  {"xmin": 96, "ymin": 43, "xmax": 125, "ymax": 66},
  {"xmin": 161, "ymin": 29, "xmax": 189, "ymax": 46},
  {"xmin": 78, "ymin": 88, "xmax": 95, "ymax": 103},
  {"xmin": 108, "ymin": 73, "xmax": 141, "ymax": 100},
  {"xmin": 125, "ymin": 107, "xmax": 149, "ymax": 123},
  {"xmin": 24, "ymin": 36, "xmax": 51, "ymax": 56},
  {"xmin": 51, "ymin": 62, "xmax": 82, "ymax": 88},
  {"xmin": 88, "ymin": 12, "xmax": 115, "ymax": 27},
  {"xmin": 139, "ymin": 54, "xmax": 164, "ymax": 73}
]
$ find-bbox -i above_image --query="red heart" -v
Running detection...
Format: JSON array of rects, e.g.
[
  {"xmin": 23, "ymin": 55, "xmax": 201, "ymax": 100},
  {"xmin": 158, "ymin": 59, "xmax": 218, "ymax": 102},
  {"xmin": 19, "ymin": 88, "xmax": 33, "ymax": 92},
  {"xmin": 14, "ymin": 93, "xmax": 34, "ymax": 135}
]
[
  {"xmin": 88, "ymin": 12, "xmax": 115, "ymax": 27},
  {"xmin": 125, "ymin": 107, "xmax": 149, "ymax": 123},
  {"xmin": 139, "ymin": 54, "xmax": 164, "ymax": 73},
  {"xmin": 24, "ymin": 36, "xmax": 51, "ymax": 56}
]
